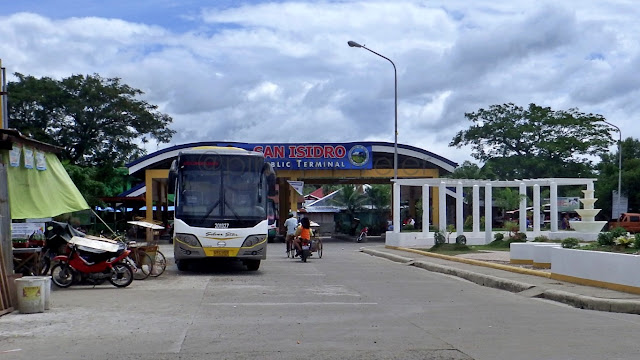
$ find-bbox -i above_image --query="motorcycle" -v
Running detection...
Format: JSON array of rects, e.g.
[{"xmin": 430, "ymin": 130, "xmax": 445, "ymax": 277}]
[
  {"xmin": 39, "ymin": 221, "xmax": 86, "ymax": 275},
  {"xmin": 300, "ymin": 238, "xmax": 312, "ymax": 262},
  {"xmin": 50, "ymin": 235, "xmax": 134, "ymax": 288},
  {"xmin": 356, "ymin": 226, "xmax": 368, "ymax": 243}
]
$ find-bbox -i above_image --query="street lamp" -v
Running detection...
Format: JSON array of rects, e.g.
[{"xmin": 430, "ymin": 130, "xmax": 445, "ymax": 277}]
[
  {"xmin": 348, "ymin": 40, "xmax": 398, "ymax": 180},
  {"xmin": 602, "ymin": 120, "xmax": 622, "ymax": 214}
]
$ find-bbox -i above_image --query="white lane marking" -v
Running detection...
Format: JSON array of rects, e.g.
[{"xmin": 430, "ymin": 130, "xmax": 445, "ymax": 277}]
[
  {"xmin": 0, "ymin": 349, "xmax": 22, "ymax": 353},
  {"xmin": 203, "ymin": 302, "xmax": 378, "ymax": 306}
]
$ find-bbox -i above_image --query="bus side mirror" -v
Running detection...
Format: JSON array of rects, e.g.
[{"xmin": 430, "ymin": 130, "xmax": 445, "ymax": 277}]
[
  {"xmin": 168, "ymin": 160, "xmax": 178, "ymax": 193},
  {"xmin": 262, "ymin": 163, "xmax": 277, "ymax": 197},
  {"xmin": 267, "ymin": 173, "xmax": 277, "ymax": 197}
]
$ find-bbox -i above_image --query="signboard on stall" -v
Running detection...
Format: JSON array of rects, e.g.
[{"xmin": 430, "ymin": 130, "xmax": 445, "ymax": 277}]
[{"xmin": 11, "ymin": 222, "xmax": 45, "ymax": 239}]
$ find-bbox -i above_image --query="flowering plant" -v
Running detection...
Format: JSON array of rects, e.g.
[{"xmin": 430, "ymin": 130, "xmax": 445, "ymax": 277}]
[{"xmin": 614, "ymin": 234, "xmax": 634, "ymax": 248}]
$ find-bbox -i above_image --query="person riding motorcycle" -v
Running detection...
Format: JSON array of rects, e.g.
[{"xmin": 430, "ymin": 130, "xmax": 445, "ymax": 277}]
[{"xmin": 294, "ymin": 217, "xmax": 312, "ymax": 257}]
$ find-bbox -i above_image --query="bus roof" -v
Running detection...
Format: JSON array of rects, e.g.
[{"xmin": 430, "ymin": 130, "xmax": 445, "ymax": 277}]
[{"xmin": 179, "ymin": 146, "xmax": 264, "ymax": 157}]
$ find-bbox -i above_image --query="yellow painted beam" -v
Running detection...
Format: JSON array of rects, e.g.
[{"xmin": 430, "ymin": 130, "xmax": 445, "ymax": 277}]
[
  {"xmin": 275, "ymin": 168, "xmax": 439, "ymax": 179},
  {"xmin": 144, "ymin": 169, "xmax": 169, "ymax": 222}
]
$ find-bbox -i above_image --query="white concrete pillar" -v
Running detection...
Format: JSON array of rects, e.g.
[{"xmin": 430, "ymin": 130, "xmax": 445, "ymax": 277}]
[
  {"xmin": 422, "ymin": 184, "xmax": 430, "ymax": 234},
  {"xmin": 439, "ymin": 181, "xmax": 447, "ymax": 232},
  {"xmin": 456, "ymin": 182, "xmax": 463, "ymax": 236},
  {"xmin": 519, "ymin": 182, "xmax": 527, "ymax": 234},
  {"xmin": 587, "ymin": 181, "xmax": 594, "ymax": 192},
  {"xmin": 485, "ymin": 183, "xmax": 493, "ymax": 243},
  {"xmin": 472, "ymin": 185, "xmax": 480, "ymax": 233},
  {"xmin": 393, "ymin": 182, "xmax": 401, "ymax": 233},
  {"xmin": 550, "ymin": 182, "xmax": 558, "ymax": 232},
  {"xmin": 533, "ymin": 184, "xmax": 541, "ymax": 233}
]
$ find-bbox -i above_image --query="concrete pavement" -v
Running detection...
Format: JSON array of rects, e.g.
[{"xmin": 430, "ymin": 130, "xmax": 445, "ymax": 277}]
[{"xmin": 360, "ymin": 244, "xmax": 640, "ymax": 315}]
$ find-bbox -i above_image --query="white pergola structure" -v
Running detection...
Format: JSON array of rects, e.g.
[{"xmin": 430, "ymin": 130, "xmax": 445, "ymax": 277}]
[{"xmin": 386, "ymin": 178, "xmax": 598, "ymax": 248}]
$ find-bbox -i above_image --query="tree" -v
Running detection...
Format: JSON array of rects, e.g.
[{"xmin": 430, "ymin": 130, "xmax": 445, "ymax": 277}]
[
  {"xmin": 493, "ymin": 188, "xmax": 527, "ymax": 213},
  {"xmin": 447, "ymin": 160, "xmax": 497, "ymax": 180},
  {"xmin": 597, "ymin": 137, "xmax": 640, "ymax": 215},
  {"xmin": 450, "ymin": 103, "xmax": 614, "ymax": 180},
  {"xmin": 7, "ymin": 73, "xmax": 175, "ymax": 167},
  {"xmin": 331, "ymin": 185, "xmax": 368, "ymax": 217},
  {"xmin": 366, "ymin": 184, "xmax": 390, "ymax": 210}
]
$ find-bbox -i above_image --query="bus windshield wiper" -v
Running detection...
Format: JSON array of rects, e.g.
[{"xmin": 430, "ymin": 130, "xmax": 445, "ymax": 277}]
[
  {"xmin": 200, "ymin": 199, "xmax": 220, "ymax": 221},
  {"xmin": 224, "ymin": 198, "xmax": 241, "ymax": 220}
]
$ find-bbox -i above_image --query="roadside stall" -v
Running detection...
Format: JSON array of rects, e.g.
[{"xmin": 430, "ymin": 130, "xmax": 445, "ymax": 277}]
[{"xmin": 0, "ymin": 129, "xmax": 90, "ymax": 315}]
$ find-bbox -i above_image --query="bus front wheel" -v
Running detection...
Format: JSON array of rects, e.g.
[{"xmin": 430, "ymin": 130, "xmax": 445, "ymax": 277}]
[
  {"xmin": 176, "ymin": 259, "xmax": 190, "ymax": 271},
  {"xmin": 245, "ymin": 260, "xmax": 260, "ymax": 271}
]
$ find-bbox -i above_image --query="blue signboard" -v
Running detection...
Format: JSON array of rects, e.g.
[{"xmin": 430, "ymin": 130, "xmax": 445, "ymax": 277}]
[{"xmin": 238, "ymin": 143, "xmax": 372, "ymax": 170}]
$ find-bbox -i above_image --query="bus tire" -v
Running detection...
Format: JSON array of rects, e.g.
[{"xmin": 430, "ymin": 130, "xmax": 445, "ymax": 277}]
[
  {"xmin": 245, "ymin": 260, "xmax": 260, "ymax": 271},
  {"xmin": 176, "ymin": 259, "xmax": 190, "ymax": 271}
]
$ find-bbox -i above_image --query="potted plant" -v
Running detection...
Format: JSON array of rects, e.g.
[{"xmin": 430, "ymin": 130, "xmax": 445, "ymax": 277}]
[{"xmin": 12, "ymin": 238, "xmax": 28, "ymax": 248}]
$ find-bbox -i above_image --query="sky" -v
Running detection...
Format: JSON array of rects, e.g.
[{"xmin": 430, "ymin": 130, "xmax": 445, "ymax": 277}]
[{"xmin": 1, "ymin": 0, "xmax": 639, "ymax": 167}]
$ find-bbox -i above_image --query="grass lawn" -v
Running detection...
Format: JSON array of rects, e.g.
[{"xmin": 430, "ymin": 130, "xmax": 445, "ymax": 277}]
[{"xmin": 415, "ymin": 243, "xmax": 513, "ymax": 256}]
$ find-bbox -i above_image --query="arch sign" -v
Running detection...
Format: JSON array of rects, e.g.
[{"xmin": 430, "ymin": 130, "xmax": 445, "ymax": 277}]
[{"xmin": 251, "ymin": 143, "xmax": 372, "ymax": 170}]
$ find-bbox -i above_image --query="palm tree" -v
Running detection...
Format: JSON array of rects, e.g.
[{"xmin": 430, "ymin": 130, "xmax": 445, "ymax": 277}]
[
  {"xmin": 331, "ymin": 185, "xmax": 368, "ymax": 217},
  {"xmin": 331, "ymin": 185, "xmax": 368, "ymax": 235},
  {"xmin": 366, "ymin": 184, "xmax": 390, "ymax": 211}
]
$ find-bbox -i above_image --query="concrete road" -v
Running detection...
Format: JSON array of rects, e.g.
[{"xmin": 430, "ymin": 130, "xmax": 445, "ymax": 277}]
[{"xmin": 2, "ymin": 238, "xmax": 640, "ymax": 359}]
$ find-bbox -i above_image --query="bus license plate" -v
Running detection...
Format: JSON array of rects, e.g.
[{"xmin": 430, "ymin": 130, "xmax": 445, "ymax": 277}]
[{"xmin": 213, "ymin": 250, "xmax": 229, "ymax": 256}]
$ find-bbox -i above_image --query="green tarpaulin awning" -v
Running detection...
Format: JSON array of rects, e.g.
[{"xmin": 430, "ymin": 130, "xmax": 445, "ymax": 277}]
[{"xmin": 3, "ymin": 151, "xmax": 89, "ymax": 219}]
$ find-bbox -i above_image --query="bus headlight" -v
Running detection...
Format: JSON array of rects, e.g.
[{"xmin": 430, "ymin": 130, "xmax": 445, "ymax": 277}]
[
  {"xmin": 175, "ymin": 233, "xmax": 202, "ymax": 247},
  {"xmin": 242, "ymin": 235, "xmax": 265, "ymax": 248}
]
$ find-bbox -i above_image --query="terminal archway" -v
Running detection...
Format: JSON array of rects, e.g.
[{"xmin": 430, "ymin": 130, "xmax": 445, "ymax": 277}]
[{"xmin": 123, "ymin": 141, "xmax": 458, "ymax": 233}]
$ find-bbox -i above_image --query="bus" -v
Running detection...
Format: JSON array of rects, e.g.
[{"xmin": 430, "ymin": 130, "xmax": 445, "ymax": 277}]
[{"xmin": 168, "ymin": 146, "xmax": 276, "ymax": 271}]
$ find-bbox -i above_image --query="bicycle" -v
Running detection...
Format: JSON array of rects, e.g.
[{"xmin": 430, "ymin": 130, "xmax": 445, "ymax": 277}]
[
  {"xmin": 138, "ymin": 243, "xmax": 167, "ymax": 277},
  {"xmin": 112, "ymin": 234, "xmax": 153, "ymax": 280}
]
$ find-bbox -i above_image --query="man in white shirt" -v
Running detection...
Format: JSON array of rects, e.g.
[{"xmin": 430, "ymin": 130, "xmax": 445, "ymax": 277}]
[{"xmin": 283, "ymin": 213, "xmax": 298, "ymax": 256}]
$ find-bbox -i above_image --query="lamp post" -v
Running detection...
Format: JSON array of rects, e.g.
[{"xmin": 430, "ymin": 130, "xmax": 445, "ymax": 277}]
[
  {"xmin": 602, "ymin": 120, "xmax": 622, "ymax": 214},
  {"xmin": 348, "ymin": 40, "xmax": 398, "ymax": 180}
]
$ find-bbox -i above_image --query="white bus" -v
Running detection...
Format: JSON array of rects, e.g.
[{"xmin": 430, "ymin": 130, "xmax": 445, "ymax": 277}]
[{"xmin": 168, "ymin": 146, "xmax": 276, "ymax": 271}]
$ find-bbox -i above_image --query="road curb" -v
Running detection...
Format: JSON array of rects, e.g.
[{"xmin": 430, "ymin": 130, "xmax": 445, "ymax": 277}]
[
  {"xmin": 362, "ymin": 247, "xmax": 640, "ymax": 314},
  {"xmin": 542, "ymin": 289, "xmax": 640, "ymax": 314},
  {"xmin": 387, "ymin": 246, "xmax": 552, "ymax": 279},
  {"xmin": 361, "ymin": 248, "xmax": 413, "ymax": 264},
  {"xmin": 362, "ymin": 248, "xmax": 535, "ymax": 293}
]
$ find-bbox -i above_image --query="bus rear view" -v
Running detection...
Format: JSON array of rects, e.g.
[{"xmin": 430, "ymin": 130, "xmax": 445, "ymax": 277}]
[{"xmin": 168, "ymin": 147, "xmax": 276, "ymax": 271}]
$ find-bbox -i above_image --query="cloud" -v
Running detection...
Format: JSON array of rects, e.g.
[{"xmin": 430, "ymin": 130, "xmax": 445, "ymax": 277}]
[{"xmin": 1, "ymin": 1, "xmax": 639, "ymax": 165}]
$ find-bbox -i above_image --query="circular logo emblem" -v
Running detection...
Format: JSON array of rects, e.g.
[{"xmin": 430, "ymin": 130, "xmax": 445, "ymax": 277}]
[{"xmin": 348, "ymin": 145, "xmax": 369, "ymax": 167}]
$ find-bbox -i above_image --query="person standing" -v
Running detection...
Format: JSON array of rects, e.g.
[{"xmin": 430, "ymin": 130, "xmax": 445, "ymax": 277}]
[{"xmin": 283, "ymin": 213, "xmax": 298, "ymax": 255}]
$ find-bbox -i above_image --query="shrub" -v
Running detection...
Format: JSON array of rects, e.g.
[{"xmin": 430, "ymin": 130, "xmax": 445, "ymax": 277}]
[
  {"xmin": 464, "ymin": 215, "xmax": 473, "ymax": 231},
  {"xmin": 494, "ymin": 233, "xmax": 505, "ymax": 241},
  {"xmin": 446, "ymin": 224, "xmax": 456, "ymax": 243},
  {"xmin": 462, "ymin": 216, "xmax": 486, "ymax": 230},
  {"xmin": 507, "ymin": 232, "xmax": 527, "ymax": 243},
  {"xmin": 610, "ymin": 227, "xmax": 627, "ymax": 238},
  {"xmin": 597, "ymin": 232, "xmax": 615, "ymax": 246},
  {"xmin": 561, "ymin": 237, "xmax": 580, "ymax": 249},
  {"xmin": 455, "ymin": 234, "xmax": 467, "ymax": 245},
  {"xmin": 635, "ymin": 234, "xmax": 640, "ymax": 250},
  {"xmin": 434, "ymin": 230, "xmax": 445, "ymax": 245},
  {"xmin": 533, "ymin": 235, "xmax": 550, "ymax": 242},
  {"xmin": 504, "ymin": 221, "xmax": 519, "ymax": 234}
]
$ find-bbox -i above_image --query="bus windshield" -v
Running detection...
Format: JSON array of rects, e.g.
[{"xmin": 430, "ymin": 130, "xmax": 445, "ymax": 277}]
[{"xmin": 176, "ymin": 154, "xmax": 267, "ymax": 227}]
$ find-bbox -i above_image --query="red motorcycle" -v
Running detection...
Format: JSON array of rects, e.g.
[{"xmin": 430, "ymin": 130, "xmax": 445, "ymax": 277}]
[
  {"xmin": 356, "ymin": 227, "xmax": 368, "ymax": 243},
  {"xmin": 50, "ymin": 236, "xmax": 134, "ymax": 288}
]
